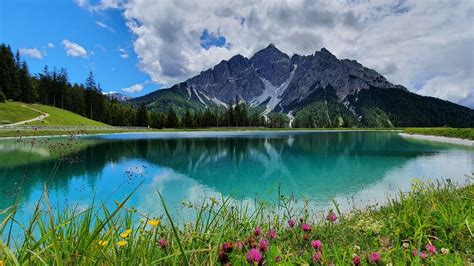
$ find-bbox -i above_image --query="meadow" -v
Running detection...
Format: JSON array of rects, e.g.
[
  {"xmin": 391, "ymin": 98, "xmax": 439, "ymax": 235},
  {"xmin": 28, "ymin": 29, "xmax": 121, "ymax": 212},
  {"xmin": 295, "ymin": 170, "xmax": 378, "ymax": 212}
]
[{"xmin": 0, "ymin": 178, "xmax": 472, "ymax": 265}]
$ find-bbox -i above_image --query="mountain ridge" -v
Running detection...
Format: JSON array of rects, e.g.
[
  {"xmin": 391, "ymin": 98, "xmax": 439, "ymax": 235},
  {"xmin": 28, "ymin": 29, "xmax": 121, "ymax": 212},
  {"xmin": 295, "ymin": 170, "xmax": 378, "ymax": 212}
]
[{"xmin": 131, "ymin": 44, "xmax": 473, "ymax": 127}]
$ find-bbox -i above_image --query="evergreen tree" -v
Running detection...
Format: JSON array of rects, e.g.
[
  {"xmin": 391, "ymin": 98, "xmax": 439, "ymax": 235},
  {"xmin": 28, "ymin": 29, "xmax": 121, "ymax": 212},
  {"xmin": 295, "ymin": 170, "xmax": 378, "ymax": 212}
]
[
  {"xmin": 18, "ymin": 61, "xmax": 37, "ymax": 103},
  {"xmin": 136, "ymin": 103, "xmax": 149, "ymax": 127},
  {"xmin": 166, "ymin": 108, "xmax": 179, "ymax": 128},
  {"xmin": 183, "ymin": 109, "xmax": 193, "ymax": 128}
]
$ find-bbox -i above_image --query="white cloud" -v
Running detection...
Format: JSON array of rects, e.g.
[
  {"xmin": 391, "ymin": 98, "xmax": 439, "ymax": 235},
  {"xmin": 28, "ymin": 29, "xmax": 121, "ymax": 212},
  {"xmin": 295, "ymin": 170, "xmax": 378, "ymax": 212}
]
[
  {"xmin": 47, "ymin": 43, "xmax": 54, "ymax": 48},
  {"xmin": 19, "ymin": 48, "xmax": 44, "ymax": 59},
  {"xmin": 122, "ymin": 0, "xmax": 474, "ymax": 107},
  {"xmin": 62, "ymin": 40, "xmax": 88, "ymax": 58},
  {"xmin": 119, "ymin": 48, "xmax": 129, "ymax": 58},
  {"xmin": 96, "ymin": 21, "xmax": 116, "ymax": 32},
  {"xmin": 122, "ymin": 83, "xmax": 144, "ymax": 93},
  {"xmin": 74, "ymin": 0, "xmax": 124, "ymax": 11}
]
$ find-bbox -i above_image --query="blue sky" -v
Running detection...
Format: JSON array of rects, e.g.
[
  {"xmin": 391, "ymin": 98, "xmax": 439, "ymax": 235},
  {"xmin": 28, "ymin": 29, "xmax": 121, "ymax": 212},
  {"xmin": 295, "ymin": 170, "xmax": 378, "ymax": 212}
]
[{"xmin": 0, "ymin": 0, "xmax": 156, "ymax": 96}]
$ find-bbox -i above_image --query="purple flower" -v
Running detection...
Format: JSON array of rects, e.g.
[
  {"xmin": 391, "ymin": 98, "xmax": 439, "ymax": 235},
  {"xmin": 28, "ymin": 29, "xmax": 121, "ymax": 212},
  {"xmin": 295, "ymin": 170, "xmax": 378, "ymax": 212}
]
[
  {"xmin": 288, "ymin": 219, "xmax": 295, "ymax": 228},
  {"xmin": 311, "ymin": 240, "xmax": 322, "ymax": 250},
  {"xmin": 259, "ymin": 239, "xmax": 269, "ymax": 252},
  {"xmin": 369, "ymin": 252, "xmax": 381, "ymax": 264},
  {"xmin": 254, "ymin": 226, "xmax": 262, "ymax": 237},
  {"xmin": 326, "ymin": 210, "xmax": 337, "ymax": 222},
  {"xmin": 266, "ymin": 229, "xmax": 277, "ymax": 240},
  {"xmin": 420, "ymin": 251, "xmax": 429, "ymax": 259},
  {"xmin": 426, "ymin": 243, "xmax": 436, "ymax": 255},
  {"xmin": 352, "ymin": 255, "xmax": 361, "ymax": 265},
  {"xmin": 221, "ymin": 242, "xmax": 233, "ymax": 253},
  {"xmin": 275, "ymin": 256, "xmax": 281, "ymax": 263},
  {"xmin": 235, "ymin": 241, "xmax": 243, "ymax": 250},
  {"xmin": 313, "ymin": 250, "xmax": 322, "ymax": 263},
  {"xmin": 158, "ymin": 239, "xmax": 168, "ymax": 249},
  {"xmin": 246, "ymin": 248, "xmax": 263, "ymax": 264},
  {"xmin": 301, "ymin": 223, "xmax": 311, "ymax": 232}
]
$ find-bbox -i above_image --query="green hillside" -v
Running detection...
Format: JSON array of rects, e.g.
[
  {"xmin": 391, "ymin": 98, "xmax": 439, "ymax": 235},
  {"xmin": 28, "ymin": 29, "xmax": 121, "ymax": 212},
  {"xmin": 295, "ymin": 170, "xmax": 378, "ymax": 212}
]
[
  {"xmin": 0, "ymin": 102, "xmax": 108, "ymax": 126},
  {"xmin": 0, "ymin": 101, "xmax": 41, "ymax": 124}
]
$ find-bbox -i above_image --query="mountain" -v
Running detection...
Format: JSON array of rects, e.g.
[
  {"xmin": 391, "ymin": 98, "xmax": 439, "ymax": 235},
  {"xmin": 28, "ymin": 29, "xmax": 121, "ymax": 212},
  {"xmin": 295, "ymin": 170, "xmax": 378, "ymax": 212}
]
[
  {"xmin": 104, "ymin": 92, "xmax": 133, "ymax": 102},
  {"xmin": 131, "ymin": 44, "xmax": 474, "ymax": 127}
]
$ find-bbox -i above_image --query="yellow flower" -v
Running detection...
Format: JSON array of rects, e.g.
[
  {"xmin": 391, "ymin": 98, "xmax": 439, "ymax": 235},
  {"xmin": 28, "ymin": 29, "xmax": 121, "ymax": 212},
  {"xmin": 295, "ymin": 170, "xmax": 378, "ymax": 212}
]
[
  {"xmin": 148, "ymin": 219, "xmax": 161, "ymax": 227},
  {"xmin": 120, "ymin": 229, "xmax": 132, "ymax": 238},
  {"xmin": 98, "ymin": 240, "xmax": 108, "ymax": 246},
  {"xmin": 0, "ymin": 260, "xmax": 3, "ymax": 266},
  {"xmin": 117, "ymin": 240, "xmax": 127, "ymax": 247}
]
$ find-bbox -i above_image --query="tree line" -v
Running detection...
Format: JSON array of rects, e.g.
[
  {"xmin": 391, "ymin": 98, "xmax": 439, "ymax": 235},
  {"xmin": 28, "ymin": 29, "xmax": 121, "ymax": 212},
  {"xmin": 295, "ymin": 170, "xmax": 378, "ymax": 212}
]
[{"xmin": 0, "ymin": 43, "xmax": 288, "ymax": 128}]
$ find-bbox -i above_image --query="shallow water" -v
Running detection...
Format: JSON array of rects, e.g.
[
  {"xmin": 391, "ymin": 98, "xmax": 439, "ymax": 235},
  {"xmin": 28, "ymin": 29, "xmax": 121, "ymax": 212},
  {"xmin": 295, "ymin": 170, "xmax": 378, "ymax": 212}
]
[{"xmin": 0, "ymin": 131, "xmax": 472, "ymax": 224}]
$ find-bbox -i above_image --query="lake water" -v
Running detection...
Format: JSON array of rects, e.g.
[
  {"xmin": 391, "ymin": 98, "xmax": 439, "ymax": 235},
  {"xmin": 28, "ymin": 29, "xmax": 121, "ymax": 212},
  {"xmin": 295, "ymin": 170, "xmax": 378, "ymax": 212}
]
[{"xmin": 0, "ymin": 131, "xmax": 472, "ymax": 224}]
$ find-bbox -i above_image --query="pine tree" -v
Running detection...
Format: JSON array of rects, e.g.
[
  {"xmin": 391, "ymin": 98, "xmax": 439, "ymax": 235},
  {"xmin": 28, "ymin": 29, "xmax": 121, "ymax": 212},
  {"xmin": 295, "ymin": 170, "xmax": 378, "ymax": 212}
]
[
  {"xmin": 183, "ymin": 109, "xmax": 193, "ymax": 128},
  {"xmin": 136, "ymin": 103, "xmax": 149, "ymax": 127},
  {"xmin": 18, "ymin": 61, "xmax": 37, "ymax": 103},
  {"xmin": 166, "ymin": 108, "xmax": 179, "ymax": 128}
]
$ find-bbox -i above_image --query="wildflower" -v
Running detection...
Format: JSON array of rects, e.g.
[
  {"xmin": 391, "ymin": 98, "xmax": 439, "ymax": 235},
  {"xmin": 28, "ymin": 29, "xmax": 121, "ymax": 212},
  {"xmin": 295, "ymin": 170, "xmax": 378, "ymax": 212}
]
[
  {"xmin": 0, "ymin": 260, "xmax": 3, "ymax": 266},
  {"xmin": 369, "ymin": 252, "xmax": 381, "ymax": 264},
  {"xmin": 402, "ymin": 242, "xmax": 409, "ymax": 249},
  {"xmin": 254, "ymin": 226, "xmax": 262, "ymax": 237},
  {"xmin": 98, "ymin": 240, "xmax": 108, "ymax": 246},
  {"xmin": 158, "ymin": 239, "xmax": 168, "ymax": 249},
  {"xmin": 267, "ymin": 229, "xmax": 277, "ymax": 240},
  {"xmin": 288, "ymin": 219, "xmax": 295, "ymax": 228},
  {"xmin": 326, "ymin": 210, "xmax": 337, "ymax": 222},
  {"xmin": 352, "ymin": 255, "xmax": 361, "ymax": 265},
  {"xmin": 246, "ymin": 248, "xmax": 263, "ymax": 264},
  {"xmin": 117, "ymin": 240, "xmax": 127, "ymax": 247},
  {"xmin": 275, "ymin": 256, "xmax": 281, "ymax": 262},
  {"xmin": 259, "ymin": 239, "xmax": 269, "ymax": 252},
  {"xmin": 441, "ymin": 248, "xmax": 449, "ymax": 255},
  {"xmin": 426, "ymin": 243, "xmax": 437, "ymax": 255},
  {"xmin": 235, "ymin": 241, "xmax": 243, "ymax": 250},
  {"xmin": 148, "ymin": 219, "xmax": 161, "ymax": 227},
  {"xmin": 301, "ymin": 223, "xmax": 311, "ymax": 232},
  {"xmin": 420, "ymin": 251, "xmax": 428, "ymax": 259},
  {"xmin": 313, "ymin": 250, "xmax": 322, "ymax": 263},
  {"xmin": 221, "ymin": 242, "xmax": 234, "ymax": 253},
  {"xmin": 311, "ymin": 240, "xmax": 322, "ymax": 250},
  {"xmin": 218, "ymin": 250, "xmax": 230, "ymax": 264},
  {"xmin": 120, "ymin": 229, "xmax": 132, "ymax": 238}
]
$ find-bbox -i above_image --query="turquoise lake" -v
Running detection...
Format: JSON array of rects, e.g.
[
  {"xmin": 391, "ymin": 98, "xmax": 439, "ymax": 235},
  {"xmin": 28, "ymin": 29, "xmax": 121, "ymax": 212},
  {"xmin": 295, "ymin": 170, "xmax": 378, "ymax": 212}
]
[{"xmin": 0, "ymin": 131, "xmax": 472, "ymax": 223}]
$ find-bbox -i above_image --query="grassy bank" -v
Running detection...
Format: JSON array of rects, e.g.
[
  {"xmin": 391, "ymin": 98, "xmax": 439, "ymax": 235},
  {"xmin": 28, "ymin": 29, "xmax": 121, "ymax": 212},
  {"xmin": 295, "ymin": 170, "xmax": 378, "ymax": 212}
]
[
  {"xmin": 0, "ymin": 180, "xmax": 472, "ymax": 265},
  {"xmin": 403, "ymin": 127, "xmax": 474, "ymax": 140},
  {"xmin": 0, "ymin": 101, "xmax": 41, "ymax": 124}
]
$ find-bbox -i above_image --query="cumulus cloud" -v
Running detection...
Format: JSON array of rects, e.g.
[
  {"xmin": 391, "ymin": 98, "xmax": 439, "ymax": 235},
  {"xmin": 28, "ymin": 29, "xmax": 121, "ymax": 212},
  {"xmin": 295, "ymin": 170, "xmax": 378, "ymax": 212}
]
[
  {"xmin": 19, "ymin": 48, "xmax": 44, "ymax": 59},
  {"xmin": 74, "ymin": 0, "xmax": 124, "ymax": 12},
  {"xmin": 122, "ymin": 0, "xmax": 474, "ymax": 107},
  {"xmin": 62, "ymin": 40, "xmax": 88, "ymax": 58},
  {"xmin": 122, "ymin": 83, "xmax": 144, "ymax": 93}
]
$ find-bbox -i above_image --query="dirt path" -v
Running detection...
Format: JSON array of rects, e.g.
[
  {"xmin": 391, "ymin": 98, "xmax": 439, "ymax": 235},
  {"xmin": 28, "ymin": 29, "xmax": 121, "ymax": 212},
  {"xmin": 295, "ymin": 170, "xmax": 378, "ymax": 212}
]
[{"xmin": 0, "ymin": 105, "xmax": 49, "ymax": 127}]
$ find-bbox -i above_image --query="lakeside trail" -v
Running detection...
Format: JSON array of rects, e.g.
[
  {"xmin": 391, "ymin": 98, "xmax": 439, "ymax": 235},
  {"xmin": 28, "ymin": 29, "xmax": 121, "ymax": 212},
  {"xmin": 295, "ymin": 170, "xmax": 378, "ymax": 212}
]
[
  {"xmin": 0, "ymin": 104, "xmax": 49, "ymax": 127},
  {"xmin": 399, "ymin": 133, "xmax": 474, "ymax": 147}
]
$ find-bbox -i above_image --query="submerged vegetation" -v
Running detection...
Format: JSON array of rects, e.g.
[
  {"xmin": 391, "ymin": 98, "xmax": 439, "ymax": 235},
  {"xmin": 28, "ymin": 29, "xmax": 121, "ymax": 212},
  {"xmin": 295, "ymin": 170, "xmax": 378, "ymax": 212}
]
[{"xmin": 0, "ymin": 179, "xmax": 472, "ymax": 265}]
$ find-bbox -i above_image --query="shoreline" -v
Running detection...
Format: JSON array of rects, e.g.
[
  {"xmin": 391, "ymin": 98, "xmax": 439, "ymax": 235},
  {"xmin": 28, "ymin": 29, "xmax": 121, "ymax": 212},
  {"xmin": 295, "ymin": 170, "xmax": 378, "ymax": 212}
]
[
  {"xmin": 399, "ymin": 132, "xmax": 473, "ymax": 147},
  {"xmin": 0, "ymin": 128, "xmax": 401, "ymax": 140}
]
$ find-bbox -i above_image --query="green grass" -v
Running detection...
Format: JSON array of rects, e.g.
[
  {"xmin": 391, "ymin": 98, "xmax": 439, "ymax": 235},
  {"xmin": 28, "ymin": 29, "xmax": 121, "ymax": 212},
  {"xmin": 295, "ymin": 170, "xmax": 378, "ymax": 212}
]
[
  {"xmin": 1, "ymin": 179, "xmax": 472, "ymax": 265},
  {"xmin": 403, "ymin": 127, "xmax": 474, "ymax": 140},
  {"xmin": 26, "ymin": 104, "xmax": 107, "ymax": 126},
  {"xmin": 0, "ymin": 101, "xmax": 42, "ymax": 124}
]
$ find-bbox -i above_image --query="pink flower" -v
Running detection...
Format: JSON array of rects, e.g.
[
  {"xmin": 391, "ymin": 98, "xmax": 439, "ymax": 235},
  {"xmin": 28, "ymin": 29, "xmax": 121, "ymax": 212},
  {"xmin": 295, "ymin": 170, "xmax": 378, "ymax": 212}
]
[
  {"xmin": 426, "ymin": 243, "xmax": 436, "ymax": 255},
  {"xmin": 326, "ymin": 210, "xmax": 337, "ymax": 222},
  {"xmin": 267, "ymin": 229, "xmax": 277, "ymax": 240},
  {"xmin": 275, "ymin": 256, "xmax": 281, "ymax": 263},
  {"xmin": 301, "ymin": 223, "xmax": 311, "ymax": 232},
  {"xmin": 288, "ymin": 219, "xmax": 295, "ymax": 228},
  {"xmin": 246, "ymin": 248, "xmax": 262, "ymax": 264},
  {"xmin": 420, "ymin": 251, "xmax": 429, "ymax": 259},
  {"xmin": 311, "ymin": 240, "xmax": 322, "ymax": 250},
  {"xmin": 158, "ymin": 239, "xmax": 168, "ymax": 249},
  {"xmin": 313, "ymin": 250, "xmax": 322, "ymax": 263},
  {"xmin": 352, "ymin": 255, "xmax": 361, "ymax": 265},
  {"xmin": 369, "ymin": 252, "xmax": 381, "ymax": 264},
  {"xmin": 221, "ymin": 242, "xmax": 233, "ymax": 253},
  {"xmin": 254, "ymin": 227, "xmax": 262, "ymax": 237},
  {"xmin": 412, "ymin": 249, "xmax": 418, "ymax": 257},
  {"xmin": 259, "ymin": 239, "xmax": 269, "ymax": 252},
  {"xmin": 235, "ymin": 241, "xmax": 243, "ymax": 250}
]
